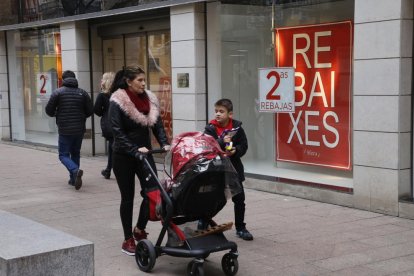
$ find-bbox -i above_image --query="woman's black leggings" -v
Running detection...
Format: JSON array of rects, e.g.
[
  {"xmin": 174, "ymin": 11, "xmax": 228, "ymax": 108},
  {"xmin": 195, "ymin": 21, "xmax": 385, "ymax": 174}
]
[
  {"xmin": 105, "ymin": 137, "xmax": 114, "ymax": 172},
  {"xmin": 113, "ymin": 152, "xmax": 158, "ymax": 240}
]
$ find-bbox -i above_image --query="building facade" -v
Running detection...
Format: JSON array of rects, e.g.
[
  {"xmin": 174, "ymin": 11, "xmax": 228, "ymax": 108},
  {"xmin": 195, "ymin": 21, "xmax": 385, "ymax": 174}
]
[{"xmin": 0, "ymin": 0, "xmax": 413, "ymax": 218}]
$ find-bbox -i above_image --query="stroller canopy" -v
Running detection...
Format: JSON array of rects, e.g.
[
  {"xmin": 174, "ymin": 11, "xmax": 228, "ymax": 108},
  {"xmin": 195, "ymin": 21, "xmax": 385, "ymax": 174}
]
[
  {"xmin": 164, "ymin": 132, "xmax": 242, "ymax": 216},
  {"xmin": 165, "ymin": 131, "xmax": 224, "ymax": 179}
]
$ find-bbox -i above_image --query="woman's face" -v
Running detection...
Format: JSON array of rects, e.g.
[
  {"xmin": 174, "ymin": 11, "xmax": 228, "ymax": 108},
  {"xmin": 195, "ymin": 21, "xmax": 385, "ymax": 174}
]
[{"xmin": 127, "ymin": 73, "xmax": 146, "ymax": 94}]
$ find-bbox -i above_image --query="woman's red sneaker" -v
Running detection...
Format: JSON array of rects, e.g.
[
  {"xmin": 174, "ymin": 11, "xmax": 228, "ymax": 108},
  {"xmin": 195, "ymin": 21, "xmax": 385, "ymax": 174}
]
[
  {"xmin": 121, "ymin": 238, "xmax": 136, "ymax": 256},
  {"xmin": 133, "ymin": 228, "xmax": 148, "ymax": 241}
]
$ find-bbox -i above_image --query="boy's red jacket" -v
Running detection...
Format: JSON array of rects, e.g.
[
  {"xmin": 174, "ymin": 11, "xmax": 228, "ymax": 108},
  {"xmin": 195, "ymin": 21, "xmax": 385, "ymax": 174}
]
[{"xmin": 209, "ymin": 118, "xmax": 233, "ymax": 137}]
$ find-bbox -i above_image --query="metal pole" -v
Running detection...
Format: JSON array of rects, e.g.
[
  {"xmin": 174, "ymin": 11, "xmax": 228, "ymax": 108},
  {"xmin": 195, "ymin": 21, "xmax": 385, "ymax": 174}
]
[{"xmin": 271, "ymin": 0, "xmax": 275, "ymax": 66}]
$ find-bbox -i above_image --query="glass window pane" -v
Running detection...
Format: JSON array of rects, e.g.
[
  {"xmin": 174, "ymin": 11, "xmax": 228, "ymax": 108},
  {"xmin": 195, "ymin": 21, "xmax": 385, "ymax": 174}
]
[
  {"xmin": 8, "ymin": 27, "xmax": 62, "ymax": 145},
  {"xmin": 220, "ymin": 4, "xmax": 274, "ymax": 170},
  {"xmin": 148, "ymin": 32, "xmax": 172, "ymax": 141},
  {"xmin": 103, "ymin": 38, "xmax": 124, "ymax": 72},
  {"xmin": 125, "ymin": 35, "xmax": 147, "ymax": 69}
]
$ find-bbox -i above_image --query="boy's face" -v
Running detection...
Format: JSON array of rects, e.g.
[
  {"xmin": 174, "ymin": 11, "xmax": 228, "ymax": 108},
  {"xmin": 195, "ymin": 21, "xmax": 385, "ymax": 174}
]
[{"xmin": 214, "ymin": 105, "xmax": 232, "ymax": 126}]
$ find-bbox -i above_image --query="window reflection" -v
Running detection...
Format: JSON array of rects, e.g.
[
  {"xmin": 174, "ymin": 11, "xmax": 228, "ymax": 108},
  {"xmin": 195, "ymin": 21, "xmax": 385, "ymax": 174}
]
[{"xmin": 0, "ymin": 0, "xmax": 171, "ymax": 25}]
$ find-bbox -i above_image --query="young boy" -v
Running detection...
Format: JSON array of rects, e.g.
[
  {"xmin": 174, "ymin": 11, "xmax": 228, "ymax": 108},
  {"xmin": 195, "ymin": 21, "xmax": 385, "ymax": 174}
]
[{"xmin": 201, "ymin": 98, "xmax": 253, "ymax": 240}]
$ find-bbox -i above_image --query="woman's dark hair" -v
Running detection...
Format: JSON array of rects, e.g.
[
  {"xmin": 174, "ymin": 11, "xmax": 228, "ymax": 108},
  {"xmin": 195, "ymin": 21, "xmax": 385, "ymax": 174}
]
[
  {"xmin": 109, "ymin": 70, "xmax": 126, "ymax": 94},
  {"xmin": 109, "ymin": 65, "xmax": 146, "ymax": 94}
]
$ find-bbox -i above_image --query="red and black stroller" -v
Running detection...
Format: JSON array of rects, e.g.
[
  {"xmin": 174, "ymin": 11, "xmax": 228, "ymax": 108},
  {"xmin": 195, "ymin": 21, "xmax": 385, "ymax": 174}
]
[{"xmin": 135, "ymin": 131, "xmax": 242, "ymax": 276}]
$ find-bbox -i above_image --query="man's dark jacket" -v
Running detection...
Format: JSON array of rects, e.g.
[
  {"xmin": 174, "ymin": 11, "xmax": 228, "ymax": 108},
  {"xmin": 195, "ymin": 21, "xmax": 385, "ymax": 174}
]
[
  {"xmin": 204, "ymin": 119, "xmax": 248, "ymax": 182},
  {"xmin": 45, "ymin": 77, "xmax": 93, "ymax": 135}
]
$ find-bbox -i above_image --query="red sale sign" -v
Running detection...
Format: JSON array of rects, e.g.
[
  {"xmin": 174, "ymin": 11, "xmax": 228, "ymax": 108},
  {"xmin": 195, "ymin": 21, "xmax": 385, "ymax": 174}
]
[{"xmin": 275, "ymin": 21, "xmax": 353, "ymax": 170}]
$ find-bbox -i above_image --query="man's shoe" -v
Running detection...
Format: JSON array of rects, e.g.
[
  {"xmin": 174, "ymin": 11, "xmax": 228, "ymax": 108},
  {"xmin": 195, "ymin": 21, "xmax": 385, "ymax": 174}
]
[
  {"xmin": 74, "ymin": 169, "xmax": 83, "ymax": 190},
  {"xmin": 101, "ymin": 169, "xmax": 110, "ymax": 179},
  {"xmin": 197, "ymin": 219, "xmax": 209, "ymax": 230},
  {"xmin": 133, "ymin": 227, "xmax": 148, "ymax": 241},
  {"xmin": 121, "ymin": 238, "xmax": 136, "ymax": 256},
  {"xmin": 236, "ymin": 228, "xmax": 253, "ymax": 241}
]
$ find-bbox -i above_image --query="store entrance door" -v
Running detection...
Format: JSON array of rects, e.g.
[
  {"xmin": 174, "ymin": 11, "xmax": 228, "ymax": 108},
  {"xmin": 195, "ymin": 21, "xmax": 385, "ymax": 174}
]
[{"xmin": 102, "ymin": 31, "xmax": 172, "ymax": 141}]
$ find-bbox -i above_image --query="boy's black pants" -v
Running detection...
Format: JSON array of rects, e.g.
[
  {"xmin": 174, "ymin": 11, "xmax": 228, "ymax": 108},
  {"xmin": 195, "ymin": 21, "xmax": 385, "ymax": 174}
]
[{"xmin": 232, "ymin": 185, "xmax": 246, "ymax": 231}]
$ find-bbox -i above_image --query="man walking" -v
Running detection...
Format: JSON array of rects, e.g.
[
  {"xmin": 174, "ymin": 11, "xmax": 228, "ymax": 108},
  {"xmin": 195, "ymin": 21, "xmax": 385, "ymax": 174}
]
[{"xmin": 46, "ymin": 70, "xmax": 93, "ymax": 190}]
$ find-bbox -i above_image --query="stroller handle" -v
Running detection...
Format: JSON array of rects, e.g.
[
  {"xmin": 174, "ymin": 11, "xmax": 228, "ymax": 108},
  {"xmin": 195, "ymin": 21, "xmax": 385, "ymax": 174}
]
[{"xmin": 135, "ymin": 148, "xmax": 167, "ymax": 161}]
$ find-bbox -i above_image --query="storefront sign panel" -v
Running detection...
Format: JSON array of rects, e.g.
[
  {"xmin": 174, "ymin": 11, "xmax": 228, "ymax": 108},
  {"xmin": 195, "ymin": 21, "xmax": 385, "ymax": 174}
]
[
  {"xmin": 258, "ymin": 67, "xmax": 295, "ymax": 113},
  {"xmin": 275, "ymin": 21, "xmax": 353, "ymax": 170}
]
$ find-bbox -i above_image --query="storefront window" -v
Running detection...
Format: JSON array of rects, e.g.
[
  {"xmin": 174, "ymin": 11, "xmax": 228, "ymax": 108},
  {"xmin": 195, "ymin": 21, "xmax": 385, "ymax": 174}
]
[
  {"xmin": 7, "ymin": 27, "xmax": 62, "ymax": 145},
  {"xmin": 216, "ymin": 0, "xmax": 354, "ymax": 188}
]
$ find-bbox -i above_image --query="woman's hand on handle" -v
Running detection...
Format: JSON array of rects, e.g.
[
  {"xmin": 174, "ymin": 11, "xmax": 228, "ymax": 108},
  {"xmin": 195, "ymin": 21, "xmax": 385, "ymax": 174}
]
[{"xmin": 138, "ymin": 147, "xmax": 149, "ymax": 153}]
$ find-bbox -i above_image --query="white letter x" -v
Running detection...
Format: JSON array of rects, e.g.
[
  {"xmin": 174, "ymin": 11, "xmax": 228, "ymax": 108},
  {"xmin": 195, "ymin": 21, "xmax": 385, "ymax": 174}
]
[{"xmin": 287, "ymin": 111, "xmax": 303, "ymax": 144}]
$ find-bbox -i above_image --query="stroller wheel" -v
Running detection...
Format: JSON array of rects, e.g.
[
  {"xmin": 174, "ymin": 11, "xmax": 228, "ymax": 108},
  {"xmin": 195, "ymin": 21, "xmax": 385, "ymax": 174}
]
[
  {"xmin": 135, "ymin": 239, "xmax": 156, "ymax": 272},
  {"xmin": 221, "ymin": 253, "xmax": 239, "ymax": 276},
  {"xmin": 187, "ymin": 260, "xmax": 204, "ymax": 276}
]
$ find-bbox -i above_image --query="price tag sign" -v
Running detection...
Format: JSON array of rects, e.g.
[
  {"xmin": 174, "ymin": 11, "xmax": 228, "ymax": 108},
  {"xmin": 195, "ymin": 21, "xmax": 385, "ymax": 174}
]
[
  {"xmin": 37, "ymin": 72, "xmax": 52, "ymax": 97},
  {"xmin": 258, "ymin": 67, "xmax": 295, "ymax": 113}
]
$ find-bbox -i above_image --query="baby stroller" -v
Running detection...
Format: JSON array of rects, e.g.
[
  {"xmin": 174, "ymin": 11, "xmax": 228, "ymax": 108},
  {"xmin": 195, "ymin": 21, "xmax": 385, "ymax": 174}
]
[{"xmin": 135, "ymin": 132, "xmax": 242, "ymax": 276}]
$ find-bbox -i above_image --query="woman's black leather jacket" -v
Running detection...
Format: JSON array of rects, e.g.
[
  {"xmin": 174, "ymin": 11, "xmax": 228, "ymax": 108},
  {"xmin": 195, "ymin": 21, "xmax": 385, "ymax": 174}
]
[{"xmin": 109, "ymin": 89, "xmax": 169, "ymax": 157}]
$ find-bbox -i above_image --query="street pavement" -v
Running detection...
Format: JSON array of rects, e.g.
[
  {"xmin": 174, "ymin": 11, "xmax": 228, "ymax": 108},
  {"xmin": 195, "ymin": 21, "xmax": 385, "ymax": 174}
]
[{"xmin": 1, "ymin": 142, "xmax": 414, "ymax": 276}]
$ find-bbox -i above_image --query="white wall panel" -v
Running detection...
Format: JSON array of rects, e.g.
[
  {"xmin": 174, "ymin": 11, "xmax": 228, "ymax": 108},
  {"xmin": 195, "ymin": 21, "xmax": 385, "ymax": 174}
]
[
  {"xmin": 354, "ymin": 21, "xmax": 401, "ymax": 59},
  {"xmin": 354, "ymin": 96, "xmax": 399, "ymax": 132},
  {"xmin": 354, "ymin": 131, "xmax": 399, "ymax": 169},
  {"xmin": 353, "ymin": 59, "xmax": 400, "ymax": 96}
]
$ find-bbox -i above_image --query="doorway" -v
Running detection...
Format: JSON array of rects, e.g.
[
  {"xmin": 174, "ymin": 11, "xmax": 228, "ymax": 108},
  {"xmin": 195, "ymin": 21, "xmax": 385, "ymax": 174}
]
[{"xmin": 102, "ymin": 31, "xmax": 172, "ymax": 141}]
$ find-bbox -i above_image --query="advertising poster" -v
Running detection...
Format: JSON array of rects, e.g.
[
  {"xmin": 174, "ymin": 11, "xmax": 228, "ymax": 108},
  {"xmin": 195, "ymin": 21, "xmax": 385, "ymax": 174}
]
[{"xmin": 275, "ymin": 21, "xmax": 353, "ymax": 170}]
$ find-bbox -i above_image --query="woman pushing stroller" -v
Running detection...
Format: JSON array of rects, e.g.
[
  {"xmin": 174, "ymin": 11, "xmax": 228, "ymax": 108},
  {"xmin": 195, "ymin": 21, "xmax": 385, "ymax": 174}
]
[{"xmin": 109, "ymin": 65, "xmax": 170, "ymax": 256}]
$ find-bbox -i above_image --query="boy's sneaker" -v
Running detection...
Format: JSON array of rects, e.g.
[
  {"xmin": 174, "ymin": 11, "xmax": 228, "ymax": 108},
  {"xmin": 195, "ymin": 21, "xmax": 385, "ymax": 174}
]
[
  {"xmin": 121, "ymin": 238, "xmax": 136, "ymax": 256},
  {"xmin": 236, "ymin": 228, "xmax": 253, "ymax": 241},
  {"xmin": 133, "ymin": 228, "xmax": 148, "ymax": 241},
  {"xmin": 74, "ymin": 169, "xmax": 83, "ymax": 190},
  {"xmin": 197, "ymin": 219, "xmax": 209, "ymax": 230}
]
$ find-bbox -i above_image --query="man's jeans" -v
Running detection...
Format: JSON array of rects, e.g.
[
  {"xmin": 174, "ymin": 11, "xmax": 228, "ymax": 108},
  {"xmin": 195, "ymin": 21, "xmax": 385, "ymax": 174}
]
[{"xmin": 58, "ymin": 134, "xmax": 84, "ymax": 182}]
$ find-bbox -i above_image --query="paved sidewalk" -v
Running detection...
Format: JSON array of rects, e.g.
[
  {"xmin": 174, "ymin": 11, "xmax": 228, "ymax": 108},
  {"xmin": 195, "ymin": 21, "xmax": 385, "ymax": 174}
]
[{"xmin": 2, "ymin": 142, "xmax": 414, "ymax": 276}]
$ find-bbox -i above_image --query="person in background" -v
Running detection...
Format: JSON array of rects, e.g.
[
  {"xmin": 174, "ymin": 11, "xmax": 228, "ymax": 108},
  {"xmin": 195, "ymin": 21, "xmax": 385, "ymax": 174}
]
[
  {"xmin": 94, "ymin": 72, "xmax": 115, "ymax": 179},
  {"xmin": 200, "ymin": 98, "xmax": 253, "ymax": 240},
  {"xmin": 45, "ymin": 70, "xmax": 93, "ymax": 190},
  {"xmin": 109, "ymin": 65, "xmax": 170, "ymax": 256}
]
